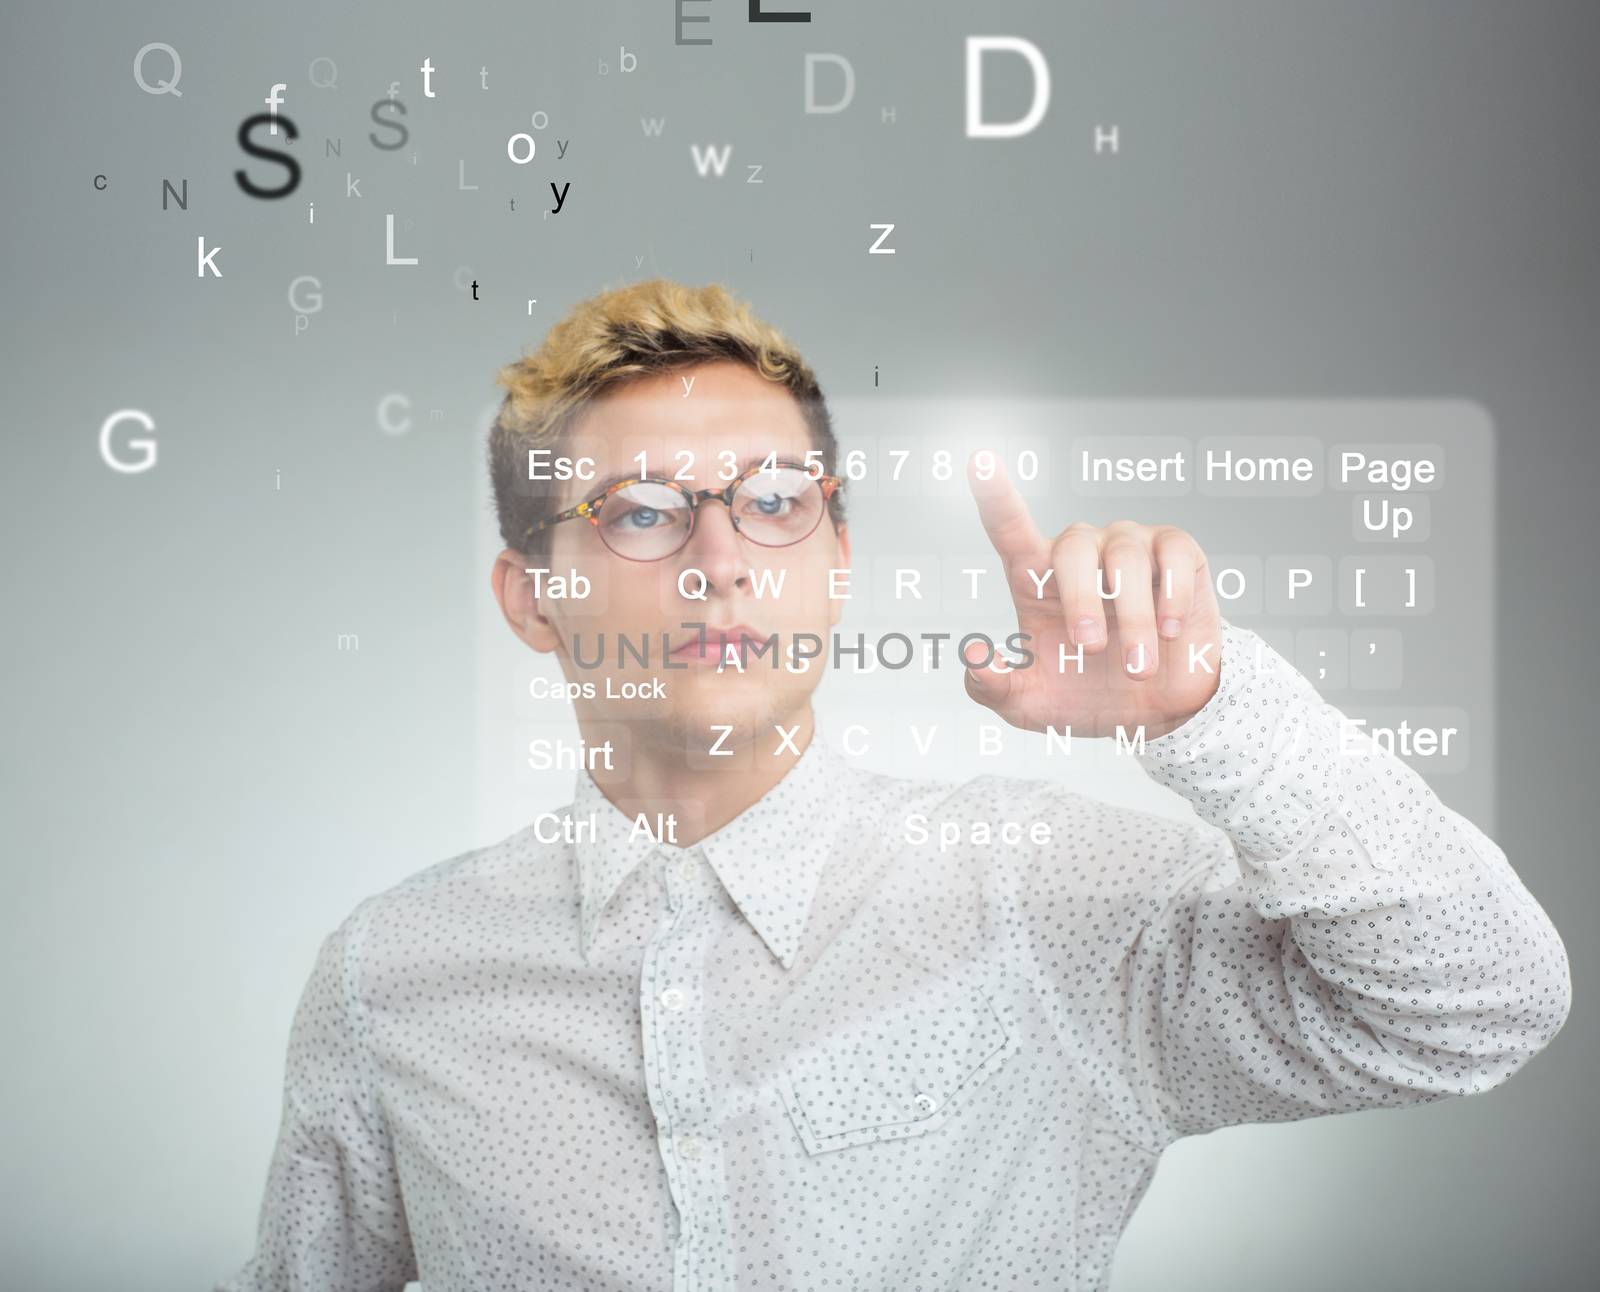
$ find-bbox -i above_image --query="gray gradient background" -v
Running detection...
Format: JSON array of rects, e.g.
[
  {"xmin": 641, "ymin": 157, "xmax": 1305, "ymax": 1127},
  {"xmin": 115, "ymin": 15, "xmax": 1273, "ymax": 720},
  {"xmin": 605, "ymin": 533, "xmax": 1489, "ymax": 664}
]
[{"xmin": 1, "ymin": 1, "xmax": 1594, "ymax": 1289}]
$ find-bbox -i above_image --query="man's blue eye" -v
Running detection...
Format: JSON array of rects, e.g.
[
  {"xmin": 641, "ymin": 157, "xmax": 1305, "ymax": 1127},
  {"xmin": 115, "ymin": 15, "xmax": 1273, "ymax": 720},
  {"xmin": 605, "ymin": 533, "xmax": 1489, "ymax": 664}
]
[
  {"xmin": 753, "ymin": 494, "xmax": 788, "ymax": 515},
  {"xmin": 624, "ymin": 507, "xmax": 660, "ymax": 528}
]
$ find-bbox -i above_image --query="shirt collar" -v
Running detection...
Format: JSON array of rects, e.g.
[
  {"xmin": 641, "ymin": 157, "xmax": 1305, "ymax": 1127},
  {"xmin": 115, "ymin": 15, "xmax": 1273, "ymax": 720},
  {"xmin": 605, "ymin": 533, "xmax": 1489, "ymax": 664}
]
[{"xmin": 571, "ymin": 735, "xmax": 850, "ymax": 971}]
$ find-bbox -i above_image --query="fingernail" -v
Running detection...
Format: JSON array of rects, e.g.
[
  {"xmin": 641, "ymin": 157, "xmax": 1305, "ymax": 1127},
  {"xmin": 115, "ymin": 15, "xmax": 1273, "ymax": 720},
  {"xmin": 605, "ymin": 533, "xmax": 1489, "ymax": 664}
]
[
  {"xmin": 1126, "ymin": 643, "xmax": 1148, "ymax": 673},
  {"xmin": 1160, "ymin": 617, "xmax": 1181, "ymax": 638},
  {"xmin": 1075, "ymin": 618, "xmax": 1104, "ymax": 646}
]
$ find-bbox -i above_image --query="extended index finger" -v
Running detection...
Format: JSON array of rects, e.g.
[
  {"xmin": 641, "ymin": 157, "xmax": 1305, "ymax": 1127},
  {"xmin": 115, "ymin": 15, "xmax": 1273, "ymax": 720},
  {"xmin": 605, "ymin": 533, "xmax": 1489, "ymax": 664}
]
[{"xmin": 967, "ymin": 448, "xmax": 1051, "ymax": 586}]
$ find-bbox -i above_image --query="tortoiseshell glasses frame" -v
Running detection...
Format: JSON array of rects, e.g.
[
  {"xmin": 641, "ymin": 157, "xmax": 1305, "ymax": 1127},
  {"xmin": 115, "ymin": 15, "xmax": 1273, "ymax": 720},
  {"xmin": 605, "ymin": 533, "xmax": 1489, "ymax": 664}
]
[{"xmin": 523, "ymin": 459, "xmax": 845, "ymax": 562}]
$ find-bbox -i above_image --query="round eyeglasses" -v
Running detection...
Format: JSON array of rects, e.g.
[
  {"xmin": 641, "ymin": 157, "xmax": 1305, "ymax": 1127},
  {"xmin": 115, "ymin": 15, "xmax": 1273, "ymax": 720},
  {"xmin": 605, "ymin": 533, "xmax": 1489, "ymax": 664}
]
[{"xmin": 524, "ymin": 460, "xmax": 845, "ymax": 562}]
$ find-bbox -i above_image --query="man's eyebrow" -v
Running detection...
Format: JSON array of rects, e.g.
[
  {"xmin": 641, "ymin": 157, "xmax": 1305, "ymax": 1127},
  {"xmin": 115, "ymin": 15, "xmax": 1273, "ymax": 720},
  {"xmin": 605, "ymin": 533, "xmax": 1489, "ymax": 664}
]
[
  {"xmin": 575, "ymin": 454, "xmax": 796, "ymax": 502},
  {"xmin": 552, "ymin": 468, "xmax": 658, "ymax": 517},
  {"xmin": 582, "ymin": 469, "xmax": 643, "ymax": 498}
]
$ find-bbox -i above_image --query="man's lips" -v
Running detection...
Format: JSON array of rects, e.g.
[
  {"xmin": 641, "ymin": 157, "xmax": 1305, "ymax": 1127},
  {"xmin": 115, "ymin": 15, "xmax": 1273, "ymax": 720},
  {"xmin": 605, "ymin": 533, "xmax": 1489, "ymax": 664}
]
[{"xmin": 670, "ymin": 625, "xmax": 771, "ymax": 659}]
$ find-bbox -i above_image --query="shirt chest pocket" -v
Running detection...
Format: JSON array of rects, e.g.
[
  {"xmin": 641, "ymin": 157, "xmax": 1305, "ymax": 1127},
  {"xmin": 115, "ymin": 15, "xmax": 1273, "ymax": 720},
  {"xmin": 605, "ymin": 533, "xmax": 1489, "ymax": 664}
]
[{"xmin": 773, "ymin": 978, "xmax": 1015, "ymax": 1155}]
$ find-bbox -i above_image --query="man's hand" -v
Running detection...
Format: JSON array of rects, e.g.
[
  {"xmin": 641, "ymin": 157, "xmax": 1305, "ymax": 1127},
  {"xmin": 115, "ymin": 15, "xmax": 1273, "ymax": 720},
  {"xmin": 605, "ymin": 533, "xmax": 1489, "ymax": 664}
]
[{"xmin": 960, "ymin": 450, "xmax": 1224, "ymax": 741}]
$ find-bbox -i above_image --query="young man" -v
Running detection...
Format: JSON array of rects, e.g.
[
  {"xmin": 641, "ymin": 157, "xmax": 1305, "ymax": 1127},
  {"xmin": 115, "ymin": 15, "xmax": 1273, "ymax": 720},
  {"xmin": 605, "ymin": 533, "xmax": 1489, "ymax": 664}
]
[{"xmin": 218, "ymin": 280, "xmax": 1571, "ymax": 1292}]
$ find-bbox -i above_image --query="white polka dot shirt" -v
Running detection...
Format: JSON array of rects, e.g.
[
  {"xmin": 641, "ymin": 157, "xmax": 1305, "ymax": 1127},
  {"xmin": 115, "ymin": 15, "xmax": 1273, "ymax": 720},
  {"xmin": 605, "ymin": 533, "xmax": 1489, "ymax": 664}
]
[{"xmin": 216, "ymin": 619, "xmax": 1571, "ymax": 1291}]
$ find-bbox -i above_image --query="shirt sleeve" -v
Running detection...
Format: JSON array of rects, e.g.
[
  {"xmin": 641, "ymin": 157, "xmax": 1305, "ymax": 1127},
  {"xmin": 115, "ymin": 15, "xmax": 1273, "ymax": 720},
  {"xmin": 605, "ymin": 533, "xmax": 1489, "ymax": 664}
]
[
  {"xmin": 1021, "ymin": 616, "xmax": 1572, "ymax": 1149},
  {"xmin": 214, "ymin": 902, "xmax": 417, "ymax": 1291}
]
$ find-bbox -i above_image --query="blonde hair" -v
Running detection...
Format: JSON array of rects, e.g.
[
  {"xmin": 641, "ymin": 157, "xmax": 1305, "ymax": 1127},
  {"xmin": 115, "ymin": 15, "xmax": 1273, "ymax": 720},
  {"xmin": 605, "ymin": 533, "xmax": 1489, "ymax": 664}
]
[{"xmin": 487, "ymin": 278, "xmax": 842, "ymax": 556}]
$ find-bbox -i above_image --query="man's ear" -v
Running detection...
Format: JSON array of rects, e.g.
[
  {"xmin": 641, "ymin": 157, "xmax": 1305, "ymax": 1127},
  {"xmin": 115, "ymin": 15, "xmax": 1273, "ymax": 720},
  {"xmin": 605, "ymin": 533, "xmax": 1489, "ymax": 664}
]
[
  {"xmin": 827, "ymin": 523, "xmax": 851, "ymax": 629},
  {"xmin": 492, "ymin": 548, "xmax": 564, "ymax": 653}
]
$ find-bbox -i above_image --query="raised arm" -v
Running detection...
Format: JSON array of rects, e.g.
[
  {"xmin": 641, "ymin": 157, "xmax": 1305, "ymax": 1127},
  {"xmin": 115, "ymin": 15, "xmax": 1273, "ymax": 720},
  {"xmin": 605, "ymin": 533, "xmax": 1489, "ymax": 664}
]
[
  {"xmin": 957, "ymin": 451, "xmax": 1571, "ymax": 1146},
  {"xmin": 1016, "ymin": 620, "xmax": 1571, "ymax": 1146}
]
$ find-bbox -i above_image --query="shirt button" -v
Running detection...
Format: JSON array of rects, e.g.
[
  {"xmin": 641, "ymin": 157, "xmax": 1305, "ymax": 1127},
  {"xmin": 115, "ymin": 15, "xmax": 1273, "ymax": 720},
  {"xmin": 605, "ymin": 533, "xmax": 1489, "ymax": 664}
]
[
  {"xmin": 659, "ymin": 986, "xmax": 687, "ymax": 1012},
  {"xmin": 677, "ymin": 1134, "xmax": 703, "ymax": 1160},
  {"xmin": 673, "ymin": 856, "xmax": 698, "ymax": 883},
  {"xmin": 912, "ymin": 1091, "xmax": 939, "ymax": 1116}
]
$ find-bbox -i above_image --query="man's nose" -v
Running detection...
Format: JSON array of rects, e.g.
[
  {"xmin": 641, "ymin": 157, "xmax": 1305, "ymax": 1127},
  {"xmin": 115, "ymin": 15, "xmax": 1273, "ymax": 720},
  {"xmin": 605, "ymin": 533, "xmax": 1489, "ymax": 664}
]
[{"xmin": 677, "ymin": 496, "xmax": 749, "ymax": 594}]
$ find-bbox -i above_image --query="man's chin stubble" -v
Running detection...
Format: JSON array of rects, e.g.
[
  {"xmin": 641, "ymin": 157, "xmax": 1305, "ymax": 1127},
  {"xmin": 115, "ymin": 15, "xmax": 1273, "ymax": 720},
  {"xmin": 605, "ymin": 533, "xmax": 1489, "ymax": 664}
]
[{"xmin": 642, "ymin": 692, "xmax": 813, "ymax": 762}]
